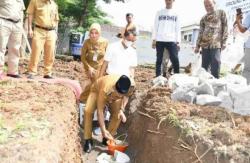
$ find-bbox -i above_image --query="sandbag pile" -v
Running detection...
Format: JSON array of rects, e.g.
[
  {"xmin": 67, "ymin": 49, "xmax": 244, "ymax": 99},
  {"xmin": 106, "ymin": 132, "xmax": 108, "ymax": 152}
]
[{"xmin": 166, "ymin": 68, "xmax": 250, "ymax": 115}]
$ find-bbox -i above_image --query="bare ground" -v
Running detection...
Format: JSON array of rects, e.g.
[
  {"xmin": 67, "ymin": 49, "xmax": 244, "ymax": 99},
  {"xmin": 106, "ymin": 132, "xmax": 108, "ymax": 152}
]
[
  {"xmin": 1, "ymin": 58, "xmax": 250, "ymax": 163},
  {"xmin": 0, "ymin": 80, "xmax": 81, "ymax": 163}
]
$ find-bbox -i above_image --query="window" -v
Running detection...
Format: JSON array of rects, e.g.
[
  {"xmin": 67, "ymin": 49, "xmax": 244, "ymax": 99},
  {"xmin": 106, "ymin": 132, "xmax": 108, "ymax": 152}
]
[
  {"xmin": 188, "ymin": 34, "xmax": 192, "ymax": 42},
  {"xmin": 184, "ymin": 35, "xmax": 187, "ymax": 41}
]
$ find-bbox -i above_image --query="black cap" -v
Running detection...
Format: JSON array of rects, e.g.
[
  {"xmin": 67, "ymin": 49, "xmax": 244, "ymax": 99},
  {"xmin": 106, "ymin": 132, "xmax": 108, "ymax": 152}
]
[{"xmin": 115, "ymin": 75, "xmax": 131, "ymax": 94}]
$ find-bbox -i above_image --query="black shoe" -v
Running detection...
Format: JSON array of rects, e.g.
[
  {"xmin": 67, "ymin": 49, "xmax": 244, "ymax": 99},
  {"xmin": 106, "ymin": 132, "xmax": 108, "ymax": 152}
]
[
  {"xmin": 7, "ymin": 74, "xmax": 22, "ymax": 78},
  {"xmin": 163, "ymin": 72, "xmax": 167, "ymax": 77},
  {"xmin": 84, "ymin": 139, "xmax": 93, "ymax": 153},
  {"xmin": 43, "ymin": 75, "xmax": 53, "ymax": 79},
  {"xmin": 102, "ymin": 138, "xmax": 108, "ymax": 146}
]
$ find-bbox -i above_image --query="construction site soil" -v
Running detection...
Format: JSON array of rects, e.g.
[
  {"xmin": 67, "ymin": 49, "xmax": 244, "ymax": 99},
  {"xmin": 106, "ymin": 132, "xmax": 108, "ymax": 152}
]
[{"xmin": 1, "ymin": 58, "xmax": 250, "ymax": 163}]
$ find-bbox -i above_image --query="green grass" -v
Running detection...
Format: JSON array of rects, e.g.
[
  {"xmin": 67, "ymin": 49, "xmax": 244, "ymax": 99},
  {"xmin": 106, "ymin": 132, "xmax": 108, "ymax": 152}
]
[
  {"xmin": 166, "ymin": 109, "xmax": 180, "ymax": 128},
  {"xmin": 0, "ymin": 116, "xmax": 8, "ymax": 144},
  {"xmin": 14, "ymin": 121, "xmax": 26, "ymax": 131}
]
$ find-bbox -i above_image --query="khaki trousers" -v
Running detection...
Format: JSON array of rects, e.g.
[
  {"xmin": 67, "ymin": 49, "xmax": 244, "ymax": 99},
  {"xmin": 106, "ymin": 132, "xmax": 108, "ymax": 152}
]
[
  {"xmin": 28, "ymin": 28, "xmax": 57, "ymax": 76},
  {"xmin": 80, "ymin": 67, "xmax": 99, "ymax": 103},
  {"xmin": 84, "ymin": 91, "xmax": 122, "ymax": 139},
  {"xmin": 0, "ymin": 19, "xmax": 22, "ymax": 75}
]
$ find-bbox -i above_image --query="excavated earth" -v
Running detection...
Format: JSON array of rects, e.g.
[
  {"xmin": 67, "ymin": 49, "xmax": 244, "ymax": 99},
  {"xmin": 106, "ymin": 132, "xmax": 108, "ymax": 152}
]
[
  {"xmin": 1, "ymin": 57, "xmax": 250, "ymax": 163},
  {"xmin": 0, "ymin": 80, "xmax": 81, "ymax": 162}
]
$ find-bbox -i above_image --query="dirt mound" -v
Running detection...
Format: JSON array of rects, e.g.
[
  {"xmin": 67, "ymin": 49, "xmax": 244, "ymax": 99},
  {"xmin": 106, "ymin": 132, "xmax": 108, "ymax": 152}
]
[
  {"xmin": 126, "ymin": 87, "xmax": 250, "ymax": 163},
  {"xmin": 0, "ymin": 80, "xmax": 82, "ymax": 162},
  {"xmin": 19, "ymin": 58, "xmax": 85, "ymax": 86}
]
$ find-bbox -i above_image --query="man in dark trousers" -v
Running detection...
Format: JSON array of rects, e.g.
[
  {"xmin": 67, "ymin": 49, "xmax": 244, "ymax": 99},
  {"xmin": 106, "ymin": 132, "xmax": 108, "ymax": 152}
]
[
  {"xmin": 152, "ymin": 0, "xmax": 181, "ymax": 77},
  {"xmin": 195, "ymin": 0, "xmax": 228, "ymax": 78}
]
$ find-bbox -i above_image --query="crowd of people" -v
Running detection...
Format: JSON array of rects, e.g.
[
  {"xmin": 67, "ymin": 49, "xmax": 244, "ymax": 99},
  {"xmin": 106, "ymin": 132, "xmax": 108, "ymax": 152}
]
[{"xmin": 1, "ymin": 0, "xmax": 250, "ymax": 154}]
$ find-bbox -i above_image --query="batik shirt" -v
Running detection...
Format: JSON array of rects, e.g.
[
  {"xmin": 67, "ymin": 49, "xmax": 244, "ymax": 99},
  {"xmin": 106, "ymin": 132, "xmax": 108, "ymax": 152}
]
[{"xmin": 196, "ymin": 10, "xmax": 228, "ymax": 49}]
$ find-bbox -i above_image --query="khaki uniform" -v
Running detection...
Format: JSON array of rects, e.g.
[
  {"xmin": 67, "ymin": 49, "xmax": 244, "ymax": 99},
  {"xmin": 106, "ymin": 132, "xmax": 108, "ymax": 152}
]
[
  {"xmin": 27, "ymin": 0, "xmax": 59, "ymax": 76},
  {"xmin": 84, "ymin": 75, "xmax": 130, "ymax": 139},
  {"xmin": 0, "ymin": 0, "xmax": 25, "ymax": 75},
  {"xmin": 80, "ymin": 38, "xmax": 108, "ymax": 102}
]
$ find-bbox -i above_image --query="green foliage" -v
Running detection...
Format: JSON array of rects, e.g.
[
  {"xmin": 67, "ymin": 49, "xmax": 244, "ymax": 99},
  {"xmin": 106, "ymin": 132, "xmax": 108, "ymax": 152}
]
[
  {"xmin": 166, "ymin": 109, "xmax": 180, "ymax": 128},
  {"xmin": 69, "ymin": 26, "xmax": 85, "ymax": 33},
  {"xmin": 24, "ymin": 0, "xmax": 124, "ymax": 30}
]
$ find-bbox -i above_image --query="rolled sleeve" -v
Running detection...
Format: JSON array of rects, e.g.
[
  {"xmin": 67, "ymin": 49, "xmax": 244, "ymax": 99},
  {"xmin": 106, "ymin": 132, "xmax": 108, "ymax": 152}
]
[
  {"xmin": 152, "ymin": 12, "xmax": 159, "ymax": 40},
  {"xmin": 26, "ymin": 0, "xmax": 35, "ymax": 15},
  {"xmin": 81, "ymin": 41, "xmax": 90, "ymax": 70},
  {"xmin": 97, "ymin": 90, "xmax": 107, "ymax": 113}
]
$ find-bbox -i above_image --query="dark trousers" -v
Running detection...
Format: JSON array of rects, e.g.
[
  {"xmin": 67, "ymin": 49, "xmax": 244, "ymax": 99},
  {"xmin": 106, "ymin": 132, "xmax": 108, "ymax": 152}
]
[
  {"xmin": 201, "ymin": 48, "xmax": 221, "ymax": 78},
  {"xmin": 156, "ymin": 41, "xmax": 179, "ymax": 76}
]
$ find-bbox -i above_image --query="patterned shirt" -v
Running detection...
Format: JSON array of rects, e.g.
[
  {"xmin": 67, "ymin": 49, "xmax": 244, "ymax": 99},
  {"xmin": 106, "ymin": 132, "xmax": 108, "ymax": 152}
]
[{"xmin": 196, "ymin": 10, "xmax": 228, "ymax": 49}]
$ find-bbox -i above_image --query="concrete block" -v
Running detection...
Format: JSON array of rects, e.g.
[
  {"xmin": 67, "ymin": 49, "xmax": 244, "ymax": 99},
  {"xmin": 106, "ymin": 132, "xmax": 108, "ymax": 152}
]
[
  {"xmin": 222, "ymin": 74, "xmax": 247, "ymax": 86},
  {"xmin": 217, "ymin": 91, "xmax": 233, "ymax": 111},
  {"xmin": 168, "ymin": 74, "xmax": 199, "ymax": 90},
  {"xmin": 208, "ymin": 79, "xmax": 227, "ymax": 96},
  {"xmin": 229, "ymin": 85, "xmax": 250, "ymax": 114},
  {"xmin": 171, "ymin": 85, "xmax": 196, "ymax": 103},
  {"xmin": 196, "ymin": 95, "xmax": 222, "ymax": 106},
  {"xmin": 196, "ymin": 82, "xmax": 214, "ymax": 96},
  {"xmin": 152, "ymin": 76, "xmax": 168, "ymax": 87}
]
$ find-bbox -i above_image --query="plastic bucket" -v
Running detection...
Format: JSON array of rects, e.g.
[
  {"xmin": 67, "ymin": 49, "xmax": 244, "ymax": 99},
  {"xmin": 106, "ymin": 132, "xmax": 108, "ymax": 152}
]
[
  {"xmin": 114, "ymin": 150, "xmax": 130, "ymax": 163},
  {"xmin": 107, "ymin": 134, "xmax": 128, "ymax": 155}
]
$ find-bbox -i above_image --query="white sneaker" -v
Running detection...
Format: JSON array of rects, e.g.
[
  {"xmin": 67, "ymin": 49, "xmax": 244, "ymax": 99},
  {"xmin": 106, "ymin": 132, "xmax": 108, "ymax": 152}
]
[
  {"xmin": 93, "ymin": 127, "xmax": 102, "ymax": 135},
  {"xmin": 79, "ymin": 103, "xmax": 85, "ymax": 126}
]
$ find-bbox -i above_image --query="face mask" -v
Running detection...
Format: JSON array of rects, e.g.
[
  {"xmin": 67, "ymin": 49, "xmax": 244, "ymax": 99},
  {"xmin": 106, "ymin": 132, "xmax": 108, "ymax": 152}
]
[{"xmin": 124, "ymin": 40, "xmax": 133, "ymax": 47}]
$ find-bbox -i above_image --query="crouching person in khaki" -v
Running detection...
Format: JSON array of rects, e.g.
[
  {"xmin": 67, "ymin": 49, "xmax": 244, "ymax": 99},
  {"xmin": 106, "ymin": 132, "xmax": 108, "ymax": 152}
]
[
  {"xmin": 83, "ymin": 74, "xmax": 132, "ymax": 153},
  {"xmin": 26, "ymin": 0, "xmax": 59, "ymax": 79}
]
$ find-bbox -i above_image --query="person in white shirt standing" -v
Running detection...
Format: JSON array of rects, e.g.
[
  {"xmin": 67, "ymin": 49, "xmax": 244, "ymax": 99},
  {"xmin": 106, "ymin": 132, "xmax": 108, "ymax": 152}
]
[
  {"xmin": 99, "ymin": 30, "xmax": 137, "ymax": 114},
  {"xmin": 152, "ymin": 0, "xmax": 181, "ymax": 77},
  {"xmin": 99, "ymin": 30, "xmax": 137, "ymax": 79}
]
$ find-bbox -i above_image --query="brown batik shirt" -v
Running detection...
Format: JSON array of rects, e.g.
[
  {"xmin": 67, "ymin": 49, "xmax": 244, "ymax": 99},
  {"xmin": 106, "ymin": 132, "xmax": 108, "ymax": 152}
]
[{"xmin": 196, "ymin": 9, "xmax": 228, "ymax": 49}]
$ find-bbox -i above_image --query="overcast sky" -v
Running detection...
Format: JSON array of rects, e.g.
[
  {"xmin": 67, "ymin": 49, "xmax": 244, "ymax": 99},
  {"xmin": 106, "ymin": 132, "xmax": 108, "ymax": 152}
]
[{"xmin": 98, "ymin": 0, "xmax": 206, "ymax": 31}]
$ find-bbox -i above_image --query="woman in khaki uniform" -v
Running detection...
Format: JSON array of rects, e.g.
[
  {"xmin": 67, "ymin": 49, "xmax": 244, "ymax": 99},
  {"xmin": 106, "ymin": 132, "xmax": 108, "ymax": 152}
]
[{"xmin": 80, "ymin": 23, "xmax": 108, "ymax": 103}]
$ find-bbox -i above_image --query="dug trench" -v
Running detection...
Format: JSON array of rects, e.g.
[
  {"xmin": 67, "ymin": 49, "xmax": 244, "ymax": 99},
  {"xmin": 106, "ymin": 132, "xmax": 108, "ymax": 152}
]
[{"xmin": 1, "ymin": 57, "xmax": 250, "ymax": 163}]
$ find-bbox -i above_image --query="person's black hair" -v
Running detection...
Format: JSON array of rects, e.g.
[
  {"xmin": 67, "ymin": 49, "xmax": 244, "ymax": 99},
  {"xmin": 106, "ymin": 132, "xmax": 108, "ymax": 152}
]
[
  {"xmin": 126, "ymin": 13, "xmax": 133, "ymax": 17},
  {"xmin": 115, "ymin": 75, "xmax": 131, "ymax": 94}
]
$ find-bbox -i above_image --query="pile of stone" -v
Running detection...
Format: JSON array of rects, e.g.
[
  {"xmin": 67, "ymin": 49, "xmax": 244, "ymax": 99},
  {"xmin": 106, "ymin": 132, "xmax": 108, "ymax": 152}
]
[{"xmin": 166, "ymin": 68, "xmax": 250, "ymax": 115}]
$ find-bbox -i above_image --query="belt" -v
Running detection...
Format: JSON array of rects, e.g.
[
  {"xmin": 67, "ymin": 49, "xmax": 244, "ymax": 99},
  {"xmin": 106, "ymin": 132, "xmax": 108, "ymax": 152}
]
[
  {"xmin": 0, "ymin": 17, "xmax": 20, "ymax": 23},
  {"xmin": 35, "ymin": 25, "xmax": 55, "ymax": 31}
]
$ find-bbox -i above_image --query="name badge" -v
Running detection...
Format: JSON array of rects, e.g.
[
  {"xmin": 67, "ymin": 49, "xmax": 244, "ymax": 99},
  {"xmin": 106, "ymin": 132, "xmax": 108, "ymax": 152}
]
[{"xmin": 93, "ymin": 53, "xmax": 98, "ymax": 62}]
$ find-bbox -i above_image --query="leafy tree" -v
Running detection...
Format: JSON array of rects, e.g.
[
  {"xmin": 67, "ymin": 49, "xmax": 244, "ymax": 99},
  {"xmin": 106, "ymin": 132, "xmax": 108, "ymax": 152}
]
[{"xmin": 23, "ymin": 0, "xmax": 125, "ymax": 31}]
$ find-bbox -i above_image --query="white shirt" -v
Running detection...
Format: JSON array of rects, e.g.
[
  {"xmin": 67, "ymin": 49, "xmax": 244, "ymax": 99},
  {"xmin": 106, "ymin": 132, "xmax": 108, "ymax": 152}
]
[
  {"xmin": 243, "ymin": 12, "xmax": 250, "ymax": 48},
  {"xmin": 104, "ymin": 41, "xmax": 137, "ymax": 77},
  {"xmin": 0, "ymin": 0, "xmax": 25, "ymax": 21},
  {"xmin": 152, "ymin": 8, "xmax": 181, "ymax": 43}
]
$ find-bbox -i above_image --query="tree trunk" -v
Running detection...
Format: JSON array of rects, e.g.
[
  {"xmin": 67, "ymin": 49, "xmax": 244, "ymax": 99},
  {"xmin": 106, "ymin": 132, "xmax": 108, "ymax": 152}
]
[{"xmin": 79, "ymin": 0, "xmax": 89, "ymax": 27}]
